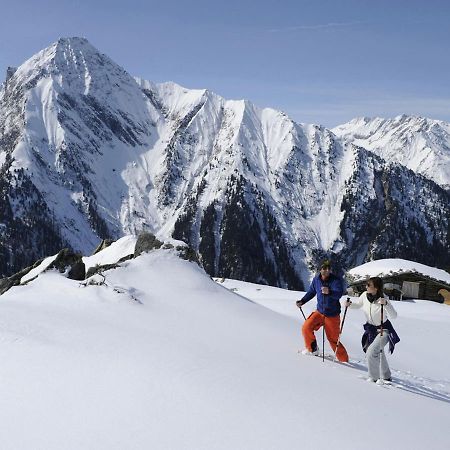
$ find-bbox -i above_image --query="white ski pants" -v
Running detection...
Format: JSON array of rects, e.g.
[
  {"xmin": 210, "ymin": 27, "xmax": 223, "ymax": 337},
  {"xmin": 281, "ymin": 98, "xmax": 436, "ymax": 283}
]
[{"xmin": 367, "ymin": 332, "xmax": 391, "ymax": 380}]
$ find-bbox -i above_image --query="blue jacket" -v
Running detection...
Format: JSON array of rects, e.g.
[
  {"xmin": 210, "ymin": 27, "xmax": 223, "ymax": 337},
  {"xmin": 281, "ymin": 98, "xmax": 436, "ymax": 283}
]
[{"xmin": 301, "ymin": 273, "xmax": 345, "ymax": 317}]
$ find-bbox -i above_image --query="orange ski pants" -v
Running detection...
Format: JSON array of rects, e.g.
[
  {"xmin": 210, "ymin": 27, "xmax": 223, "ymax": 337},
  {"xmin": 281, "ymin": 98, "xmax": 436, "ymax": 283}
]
[{"xmin": 302, "ymin": 310, "xmax": 349, "ymax": 362}]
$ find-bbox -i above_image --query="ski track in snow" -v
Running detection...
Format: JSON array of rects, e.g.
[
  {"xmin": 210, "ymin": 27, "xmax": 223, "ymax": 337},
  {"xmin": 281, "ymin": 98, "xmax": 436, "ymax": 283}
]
[
  {"xmin": 311, "ymin": 354, "xmax": 450, "ymax": 403},
  {"xmin": 390, "ymin": 368, "xmax": 450, "ymax": 403},
  {"xmin": 308, "ymin": 344, "xmax": 450, "ymax": 404}
]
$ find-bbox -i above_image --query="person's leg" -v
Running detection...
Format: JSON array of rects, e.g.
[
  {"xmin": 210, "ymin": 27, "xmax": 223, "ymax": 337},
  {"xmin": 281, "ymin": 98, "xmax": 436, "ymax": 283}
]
[
  {"xmin": 302, "ymin": 311, "xmax": 323, "ymax": 352},
  {"xmin": 366, "ymin": 333, "xmax": 390, "ymax": 380},
  {"xmin": 324, "ymin": 315, "xmax": 349, "ymax": 362},
  {"xmin": 379, "ymin": 334, "xmax": 391, "ymax": 380}
]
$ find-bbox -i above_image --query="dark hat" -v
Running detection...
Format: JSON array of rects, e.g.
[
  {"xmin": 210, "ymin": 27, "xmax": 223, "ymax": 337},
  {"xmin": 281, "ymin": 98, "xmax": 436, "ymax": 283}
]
[{"xmin": 319, "ymin": 259, "xmax": 332, "ymax": 270}]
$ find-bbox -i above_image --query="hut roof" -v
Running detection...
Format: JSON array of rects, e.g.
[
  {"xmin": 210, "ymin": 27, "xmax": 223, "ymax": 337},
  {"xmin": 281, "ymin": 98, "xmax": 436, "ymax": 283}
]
[{"xmin": 347, "ymin": 259, "xmax": 450, "ymax": 286}]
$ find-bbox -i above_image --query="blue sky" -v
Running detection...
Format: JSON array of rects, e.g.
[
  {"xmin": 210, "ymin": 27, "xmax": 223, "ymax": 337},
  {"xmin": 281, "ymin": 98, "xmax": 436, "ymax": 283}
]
[{"xmin": 1, "ymin": 0, "xmax": 449, "ymax": 127}]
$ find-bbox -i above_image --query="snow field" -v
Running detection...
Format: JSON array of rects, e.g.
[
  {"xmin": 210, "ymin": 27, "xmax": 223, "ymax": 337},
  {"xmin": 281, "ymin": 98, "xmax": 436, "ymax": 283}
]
[{"xmin": 0, "ymin": 246, "xmax": 449, "ymax": 449}]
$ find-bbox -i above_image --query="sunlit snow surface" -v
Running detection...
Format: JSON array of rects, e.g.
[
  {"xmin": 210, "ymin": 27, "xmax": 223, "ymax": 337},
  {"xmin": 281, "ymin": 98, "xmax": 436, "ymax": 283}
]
[{"xmin": 0, "ymin": 243, "xmax": 449, "ymax": 449}]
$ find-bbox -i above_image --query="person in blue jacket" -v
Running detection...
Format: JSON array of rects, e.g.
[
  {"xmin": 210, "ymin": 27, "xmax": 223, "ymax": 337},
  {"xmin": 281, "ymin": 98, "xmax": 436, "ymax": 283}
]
[{"xmin": 296, "ymin": 260, "xmax": 349, "ymax": 362}]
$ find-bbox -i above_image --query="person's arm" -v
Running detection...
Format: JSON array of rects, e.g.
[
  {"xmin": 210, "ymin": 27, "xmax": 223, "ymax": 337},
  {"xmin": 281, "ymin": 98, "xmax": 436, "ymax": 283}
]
[
  {"xmin": 328, "ymin": 276, "xmax": 345, "ymax": 298},
  {"xmin": 298, "ymin": 279, "xmax": 317, "ymax": 305},
  {"xmin": 380, "ymin": 297, "xmax": 397, "ymax": 319},
  {"xmin": 346, "ymin": 293, "xmax": 364, "ymax": 309}
]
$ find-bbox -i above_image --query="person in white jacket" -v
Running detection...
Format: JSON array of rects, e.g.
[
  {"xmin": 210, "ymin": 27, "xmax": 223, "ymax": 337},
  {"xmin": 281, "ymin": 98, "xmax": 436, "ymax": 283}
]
[{"xmin": 345, "ymin": 277, "xmax": 400, "ymax": 383}]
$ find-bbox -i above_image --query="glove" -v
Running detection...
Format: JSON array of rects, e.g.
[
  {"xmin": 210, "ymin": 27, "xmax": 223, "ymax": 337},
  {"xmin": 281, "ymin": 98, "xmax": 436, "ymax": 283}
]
[
  {"xmin": 296, "ymin": 300, "xmax": 304, "ymax": 308},
  {"xmin": 345, "ymin": 299, "xmax": 352, "ymax": 307}
]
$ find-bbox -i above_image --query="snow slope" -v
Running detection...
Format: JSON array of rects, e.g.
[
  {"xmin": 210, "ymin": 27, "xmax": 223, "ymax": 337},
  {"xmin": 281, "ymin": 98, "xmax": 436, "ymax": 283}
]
[{"xmin": 0, "ymin": 246, "xmax": 448, "ymax": 450}]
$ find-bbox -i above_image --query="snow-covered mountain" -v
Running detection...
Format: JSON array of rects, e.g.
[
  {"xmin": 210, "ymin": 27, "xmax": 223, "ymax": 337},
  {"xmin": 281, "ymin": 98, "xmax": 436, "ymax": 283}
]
[
  {"xmin": 1, "ymin": 37, "xmax": 449, "ymax": 286},
  {"xmin": 0, "ymin": 241, "xmax": 448, "ymax": 449},
  {"xmin": 333, "ymin": 115, "xmax": 450, "ymax": 191}
]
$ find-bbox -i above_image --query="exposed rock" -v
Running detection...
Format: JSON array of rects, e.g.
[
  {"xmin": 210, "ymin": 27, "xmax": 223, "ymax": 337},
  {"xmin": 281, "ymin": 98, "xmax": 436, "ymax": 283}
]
[
  {"xmin": 0, "ymin": 278, "xmax": 14, "ymax": 296},
  {"xmin": 92, "ymin": 239, "xmax": 115, "ymax": 255},
  {"xmin": 0, "ymin": 258, "xmax": 45, "ymax": 295},
  {"xmin": 134, "ymin": 232, "xmax": 163, "ymax": 257},
  {"xmin": 47, "ymin": 248, "xmax": 85, "ymax": 280},
  {"xmin": 176, "ymin": 245, "xmax": 199, "ymax": 264},
  {"xmin": 5, "ymin": 66, "xmax": 17, "ymax": 83},
  {"xmin": 68, "ymin": 260, "xmax": 86, "ymax": 281},
  {"xmin": 85, "ymin": 254, "xmax": 133, "ymax": 278},
  {"xmin": 86, "ymin": 263, "xmax": 120, "ymax": 279}
]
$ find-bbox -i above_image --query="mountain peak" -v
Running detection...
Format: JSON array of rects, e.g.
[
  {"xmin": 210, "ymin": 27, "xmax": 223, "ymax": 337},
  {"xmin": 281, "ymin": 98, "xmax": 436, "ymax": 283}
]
[
  {"xmin": 4, "ymin": 36, "xmax": 150, "ymax": 113},
  {"xmin": 56, "ymin": 36, "xmax": 90, "ymax": 46},
  {"xmin": 18, "ymin": 36, "xmax": 101, "ymax": 69},
  {"xmin": 10, "ymin": 37, "xmax": 125, "ymax": 89},
  {"xmin": 52, "ymin": 36, "xmax": 108, "ymax": 62}
]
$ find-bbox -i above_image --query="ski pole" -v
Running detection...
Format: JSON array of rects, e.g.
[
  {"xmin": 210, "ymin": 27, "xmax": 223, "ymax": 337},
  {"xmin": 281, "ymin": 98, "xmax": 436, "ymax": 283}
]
[
  {"xmin": 379, "ymin": 303, "xmax": 385, "ymax": 381},
  {"xmin": 298, "ymin": 305, "xmax": 306, "ymax": 321},
  {"xmin": 322, "ymin": 282, "xmax": 329, "ymax": 362},
  {"xmin": 322, "ymin": 316, "xmax": 325, "ymax": 362},
  {"xmin": 333, "ymin": 299, "xmax": 349, "ymax": 362}
]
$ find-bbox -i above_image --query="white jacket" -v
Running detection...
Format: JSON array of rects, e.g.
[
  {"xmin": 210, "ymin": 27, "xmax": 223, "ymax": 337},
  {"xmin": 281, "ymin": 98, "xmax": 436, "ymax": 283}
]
[{"xmin": 349, "ymin": 291, "xmax": 397, "ymax": 326}]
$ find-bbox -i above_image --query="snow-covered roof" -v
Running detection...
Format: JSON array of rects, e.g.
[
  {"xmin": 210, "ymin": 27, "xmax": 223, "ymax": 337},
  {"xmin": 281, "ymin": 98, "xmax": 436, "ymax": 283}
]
[{"xmin": 348, "ymin": 258, "xmax": 450, "ymax": 285}]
